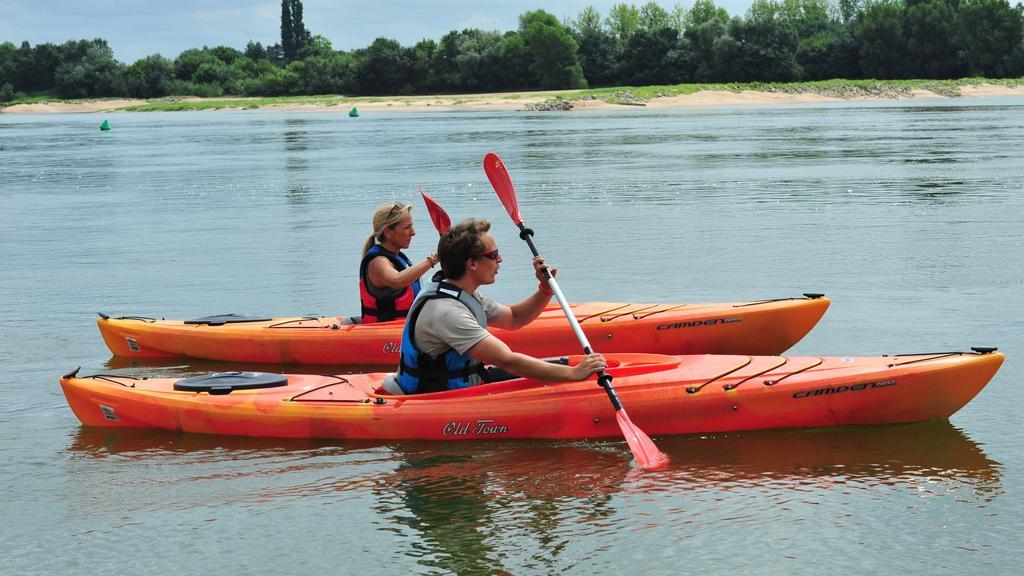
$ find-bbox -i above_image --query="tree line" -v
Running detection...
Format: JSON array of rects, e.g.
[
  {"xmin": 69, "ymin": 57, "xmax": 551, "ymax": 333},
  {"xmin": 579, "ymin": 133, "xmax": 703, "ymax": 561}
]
[{"xmin": 2, "ymin": 0, "xmax": 1023, "ymax": 103}]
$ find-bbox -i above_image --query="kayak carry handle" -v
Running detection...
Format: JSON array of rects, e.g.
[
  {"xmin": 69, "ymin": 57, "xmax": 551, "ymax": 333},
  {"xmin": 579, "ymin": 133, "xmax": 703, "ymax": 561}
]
[
  {"xmin": 98, "ymin": 312, "xmax": 110, "ymax": 320},
  {"xmin": 62, "ymin": 367, "xmax": 81, "ymax": 379},
  {"xmin": 803, "ymin": 293, "xmax": 825, "ymax": 299},
  {"xmin": 971, "ymin": 346, "xmax": 998, "ymax": 354}
]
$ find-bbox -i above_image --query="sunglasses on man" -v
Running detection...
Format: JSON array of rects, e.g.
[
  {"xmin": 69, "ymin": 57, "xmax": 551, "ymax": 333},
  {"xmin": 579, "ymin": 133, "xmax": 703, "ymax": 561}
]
[{"xmin": 475, "ymin": 248, "xmax": 500, "ymax": 261}]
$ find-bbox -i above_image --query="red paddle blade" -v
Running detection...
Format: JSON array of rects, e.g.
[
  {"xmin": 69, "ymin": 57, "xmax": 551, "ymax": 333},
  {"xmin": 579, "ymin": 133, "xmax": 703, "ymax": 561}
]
[
  {"xmin": 419, "ymin": 187, "xmax": 451, "ymax": 234},
  {"xmin": 483, "ymin": 152, "xmax": 522, "ymax": 225},
  {"xmin": 616, "ymin": 410, "xmax": 670, "ymax": 470}
]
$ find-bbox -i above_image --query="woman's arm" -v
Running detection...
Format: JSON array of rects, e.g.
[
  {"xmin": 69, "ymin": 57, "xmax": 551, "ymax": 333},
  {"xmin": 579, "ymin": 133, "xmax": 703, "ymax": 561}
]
[{"xmin": 367, "ymin": 254, "xmax": 437, "ymax": 289}]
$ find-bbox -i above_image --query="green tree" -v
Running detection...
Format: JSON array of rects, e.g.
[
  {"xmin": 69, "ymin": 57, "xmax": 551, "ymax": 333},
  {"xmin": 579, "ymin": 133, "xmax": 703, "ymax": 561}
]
[
  {"xmin": 298, "ymin": 34, "xmax": 334, "ymax": 60},
  {"xmin": 838, "ymin": 0, "xmax": 864, "ymax": 23},
  {"xmin": 0, "ymin": 82, "xmax": 20, "ymax": 102},
  {"xmin": 281, "ymin": 0, "xmax": 294, "ymax": 61},
  {"xmin": 787, "ymin": 0, "xmax": 862, "ymax": 80},
  {"xmin": 255, "ymin": 65, "xmax": 301, "ymax": 95},
  {"xmin": 638, "ymin": 2, "xmax": 673, "ymax": 31},
  {"xmin": 779, "ymin": 0, "xmax": 831, "ymax": 38},
  {"xmin": 354, "ymin": 37, "xmax": 413, "ymax": 95},
  {"xmin": 620, "ymin": 25, "xmax": 688, "ymax": 84},
  {"xmin": 687, "ymin": 0, "xmax": 731, "ymax": 27},
  {"xmin": 408, "ymin": 39, "xmax": 436, "ymax": 93},
  {"xmin": 245, "ymin": 41, "xmax": 268, "ymax": 61},
  {"xmin": 856, "ymin": 0, "xmax": 910, "ymax": 78},
  {"xmin": 53, "ymin": 39, "xmax": 125, "ymax": 98},
  {"xmin": 906, "ymin": 0, "xmax": 964, "ymax": 78},
  {"xmin": 499, "ymin": 32, "xmax": 534, "ymax": 90},
  {"xmin": 431, "ymin": 29, "xmax": 505, "ymax": 91},
  {"xmin": 606, "ymin": 3, "xmax": 642, "ymax": 44},
  {"xmin": 281, "ymin": 0, "xmax": 310, "ymax": 62},
  {"xmin": 175, "ymin": 47, "xmax": 223, "ymax": 81},
  {"xmin": 520, "ymin": 9, "xmax": 587, "ymax": 89},
  {"xmin": 729, "ymin": 0, "xmax": 802, "ymax": 81},
  {"xmin": 797, "ymin": 26, "xmax": 861, "ymax": 79},
  {"xmin": 958, "ymin": 0, "xmax": 1024, "ymax": 76},
  {"xmin": 124, "ymin": 54, "xmax": 174, "ymax": 98},
  {"xmin": 0, "ymin": 42, "xmax": 19, "ymax": 89},
  {"xmin": 684, "ymin": 0, "xmax": 731, "ymax": 80},
  {"xmin": 571, "ymin": 6, "xmax": 619, "ymax": 86}
]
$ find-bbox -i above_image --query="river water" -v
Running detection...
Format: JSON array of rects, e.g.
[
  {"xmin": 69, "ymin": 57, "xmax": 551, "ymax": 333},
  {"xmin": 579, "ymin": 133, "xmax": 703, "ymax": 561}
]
[{"xmin": 2, "ymin": 99, "xmax": 1022, "ymax": 575}]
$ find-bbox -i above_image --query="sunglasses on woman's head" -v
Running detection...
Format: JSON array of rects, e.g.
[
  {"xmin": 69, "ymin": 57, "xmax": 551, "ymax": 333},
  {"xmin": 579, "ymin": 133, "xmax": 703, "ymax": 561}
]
[
  {"xmin": 475, "ymin": 248, "xmax": 500, "ymax": 261},
  {"xmin": 387, "ymin": 202, "xmax": 408, "ymax": 217}
]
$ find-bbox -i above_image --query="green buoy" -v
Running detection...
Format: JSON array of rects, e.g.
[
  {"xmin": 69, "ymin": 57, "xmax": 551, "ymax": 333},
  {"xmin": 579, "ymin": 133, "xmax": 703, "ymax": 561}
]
[
  {"xmin": 99, "ymin": 119, "xmax": 111, "ymax": 131},
  {"xmin": 348, "ymin": 107, "xmax": 359, "ymax": 118}
]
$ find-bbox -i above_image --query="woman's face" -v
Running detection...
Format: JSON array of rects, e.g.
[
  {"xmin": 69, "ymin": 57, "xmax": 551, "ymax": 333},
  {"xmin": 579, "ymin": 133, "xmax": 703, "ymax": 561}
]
[{"xmin": 384, "ymin": 215, "xmax": 415, "ymax": 249}]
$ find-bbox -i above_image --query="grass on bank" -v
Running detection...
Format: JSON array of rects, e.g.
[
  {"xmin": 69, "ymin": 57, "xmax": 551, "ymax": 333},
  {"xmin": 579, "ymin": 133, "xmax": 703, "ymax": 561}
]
[
  {"xmin": 3, "ymin": 78, "xmax": 1022, "ymax": 111},
  {"xmin": 567, "ymin": 77, "xmax": 1024, "ymax": 105}
]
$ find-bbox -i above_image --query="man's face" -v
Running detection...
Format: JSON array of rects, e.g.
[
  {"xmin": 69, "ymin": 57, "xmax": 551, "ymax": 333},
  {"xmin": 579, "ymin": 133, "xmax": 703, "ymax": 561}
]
[{"xmin": 467, "ymin": 231, "xmax": 502, "ymax": 285}]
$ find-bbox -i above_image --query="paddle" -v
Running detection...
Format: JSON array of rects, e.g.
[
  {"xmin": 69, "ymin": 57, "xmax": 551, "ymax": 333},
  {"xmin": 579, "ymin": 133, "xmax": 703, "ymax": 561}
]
[
  {"xmin": 482, "ymin": 152, "xmax": 669, "ymax": 470},
  {"xmin": 419, "ymin": 187, "xmax": 451, "ymax": 234}
]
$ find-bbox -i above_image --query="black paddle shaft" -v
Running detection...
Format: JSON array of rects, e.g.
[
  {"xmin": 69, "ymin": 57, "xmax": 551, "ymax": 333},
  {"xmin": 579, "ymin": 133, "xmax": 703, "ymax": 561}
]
[{"xmin": 516, "ymin": 223, "xmax": 624, "ymax": 411}]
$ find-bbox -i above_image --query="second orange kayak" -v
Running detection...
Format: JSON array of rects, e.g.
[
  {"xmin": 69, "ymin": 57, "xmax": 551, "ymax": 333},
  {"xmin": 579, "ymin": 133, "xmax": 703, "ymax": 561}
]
[{"xmin": 97, "ymin": 294, "xmax": 829, "ymax": 365}]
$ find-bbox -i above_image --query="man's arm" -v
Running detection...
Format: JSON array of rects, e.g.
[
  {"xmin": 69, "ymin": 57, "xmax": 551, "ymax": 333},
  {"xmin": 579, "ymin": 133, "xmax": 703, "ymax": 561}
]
[
  {"xmin": 489, "ymin": 255, "xmax": 556, "ymax": 331},
  {"xmin": 467, "ymin": 334, "xmax": 605, "ymax": 382}
]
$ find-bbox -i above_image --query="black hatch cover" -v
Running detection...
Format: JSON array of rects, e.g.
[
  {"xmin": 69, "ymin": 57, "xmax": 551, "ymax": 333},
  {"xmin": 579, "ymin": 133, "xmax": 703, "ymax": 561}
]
[{"xmin": 174, "ymin": 371, "xmax": 288, "ymax": 395}]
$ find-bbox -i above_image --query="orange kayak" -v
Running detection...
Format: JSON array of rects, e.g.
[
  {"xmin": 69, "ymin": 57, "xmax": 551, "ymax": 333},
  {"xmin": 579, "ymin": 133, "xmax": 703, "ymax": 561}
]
[
  {"xmin": 96, "ymin": 294, "xmax": 829, "ymax": 365},
  {"xmin": 60, "ymin": 348, "xmax": 1002, "ymax": 440}
]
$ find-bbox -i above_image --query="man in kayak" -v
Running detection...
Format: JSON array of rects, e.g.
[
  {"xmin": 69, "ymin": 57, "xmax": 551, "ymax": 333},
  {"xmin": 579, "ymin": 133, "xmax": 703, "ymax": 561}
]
[
  {"xmin": 382, "ymin": 218, "xmax": 606, "ymax": 394},
  {"xmin": 359, "ymin": 201, "xmax": 440, "ymax": 323}
]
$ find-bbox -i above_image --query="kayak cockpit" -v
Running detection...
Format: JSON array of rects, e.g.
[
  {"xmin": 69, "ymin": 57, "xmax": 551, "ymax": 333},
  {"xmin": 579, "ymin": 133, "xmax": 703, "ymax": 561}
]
[{"xmin": 365, "ymin": 353, "xmax": 684, "ymax": 401}]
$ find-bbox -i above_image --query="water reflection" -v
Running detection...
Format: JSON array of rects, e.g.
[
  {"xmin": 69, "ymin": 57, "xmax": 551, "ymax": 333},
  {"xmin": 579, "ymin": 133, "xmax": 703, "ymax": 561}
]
[
  {"xmin": 63, "ymin": 413, "xmax": 1004, "ymax": 571},
  {"xmin": 283, "ymin": 118, "xmax": 311, "ymax": 153},
  {"xmin": 68, "ymin": 406, "xmax": 1000, "ymax": 495},
  {"xmin": 654, "ymin": 421, "xmax": 1001, "ymax": 492},
  {"xmin": 282, "ymin": 119, "xmax": 310, "ymax": 202},
  {"xmin": 67, "ymin": 421, "xmax": 1000, "ymax": 505},
  {"xmin": 371, "ymin": 445, "xmax": 623, "ymax": 574}
]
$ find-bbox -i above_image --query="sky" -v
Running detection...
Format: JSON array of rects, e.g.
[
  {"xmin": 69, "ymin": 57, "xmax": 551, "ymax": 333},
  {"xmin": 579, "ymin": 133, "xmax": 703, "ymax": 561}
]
[{"xmin": 1, "ymin": 0, "xmax": 757, "ymax": 64}]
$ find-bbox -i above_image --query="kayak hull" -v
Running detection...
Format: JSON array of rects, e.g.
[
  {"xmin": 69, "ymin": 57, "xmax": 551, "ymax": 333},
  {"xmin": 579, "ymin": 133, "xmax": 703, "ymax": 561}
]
[
  {"xmin": 96, "ymin": 296, "xmax": 830, "ymax": 364},
  {"xmin": 60, "ymin": 349, "xmax": 1003, "ymax": 440}
]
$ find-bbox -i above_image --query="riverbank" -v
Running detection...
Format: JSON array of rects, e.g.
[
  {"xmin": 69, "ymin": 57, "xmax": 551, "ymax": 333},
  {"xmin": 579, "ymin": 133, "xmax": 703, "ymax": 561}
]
[{"xmin": 3, "ymin": 79, "xmax": 1023, "ymax": 114}]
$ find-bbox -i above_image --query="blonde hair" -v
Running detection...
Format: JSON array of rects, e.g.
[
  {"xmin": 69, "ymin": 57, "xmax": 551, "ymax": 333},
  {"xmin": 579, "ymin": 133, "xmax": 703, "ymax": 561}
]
[{"xmin": 362, "ymin": 201, "xmax": 413, "ymax": 256}]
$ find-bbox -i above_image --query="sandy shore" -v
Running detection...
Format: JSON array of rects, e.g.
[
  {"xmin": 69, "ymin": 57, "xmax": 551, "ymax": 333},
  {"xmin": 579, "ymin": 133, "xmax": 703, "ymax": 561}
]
[{"xmin": 3, "ymin": 84, "xmax": 1022, "ymax": 114}]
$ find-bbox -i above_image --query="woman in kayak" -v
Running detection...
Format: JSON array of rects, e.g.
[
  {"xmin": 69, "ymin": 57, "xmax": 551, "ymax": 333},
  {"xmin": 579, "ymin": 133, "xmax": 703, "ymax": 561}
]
[
  {"xmin": 381, "ymin": 217, "xmax": 605, "ymax": 394},
  {"xmin": 359, "ymin": 201, "xmax": 439, "ymax": 323}
]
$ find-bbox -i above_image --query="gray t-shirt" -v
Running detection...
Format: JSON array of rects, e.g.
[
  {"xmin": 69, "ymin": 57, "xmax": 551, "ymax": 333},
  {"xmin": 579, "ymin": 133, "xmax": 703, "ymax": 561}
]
[{"xmin": 381, "ymin": 291, "xmax": 503, "ymax": 394}]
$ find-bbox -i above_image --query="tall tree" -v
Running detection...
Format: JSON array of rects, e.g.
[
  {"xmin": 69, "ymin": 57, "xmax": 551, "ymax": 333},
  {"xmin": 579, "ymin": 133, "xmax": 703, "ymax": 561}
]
[
  {"xmin": 281, "ymin": 0, "xmax": 310, "ymax": 62},
  {"xmin": 292, "ymin": 0, "xmax": 308, "ymax": 55},
  {"xmin": 281, "ymin": 0, "xmax": 295, "ymax": 61}
]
